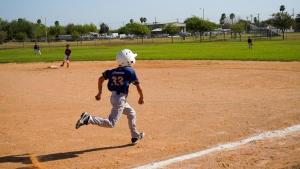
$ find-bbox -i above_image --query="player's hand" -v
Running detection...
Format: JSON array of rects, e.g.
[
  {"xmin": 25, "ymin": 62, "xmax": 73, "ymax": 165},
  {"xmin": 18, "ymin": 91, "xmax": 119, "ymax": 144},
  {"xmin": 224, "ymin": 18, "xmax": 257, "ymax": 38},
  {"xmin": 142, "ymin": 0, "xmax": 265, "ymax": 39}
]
[
  {"xmin": 95, "ymin": 93, "xmax": 101, "ymax": 101},
  {"xmin": 138, "ymin": 96, "xmax": 144, "ymax": 104}
]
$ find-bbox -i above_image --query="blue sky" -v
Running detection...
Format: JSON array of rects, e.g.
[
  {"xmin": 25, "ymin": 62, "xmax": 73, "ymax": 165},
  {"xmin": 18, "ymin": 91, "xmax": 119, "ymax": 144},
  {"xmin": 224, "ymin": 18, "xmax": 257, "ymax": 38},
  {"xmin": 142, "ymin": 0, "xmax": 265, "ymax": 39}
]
[{"xmin": 0, "ymin": 0, "xmax": 299, "ymax": 29}]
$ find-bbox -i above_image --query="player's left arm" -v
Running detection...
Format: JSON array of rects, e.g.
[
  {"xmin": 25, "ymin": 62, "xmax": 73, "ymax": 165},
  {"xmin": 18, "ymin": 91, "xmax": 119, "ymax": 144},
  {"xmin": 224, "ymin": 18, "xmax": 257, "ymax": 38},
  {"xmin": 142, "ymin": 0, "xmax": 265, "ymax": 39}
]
[{"xmin": 134, "ymin": 82, "xmax": 144, "ymax": 104}]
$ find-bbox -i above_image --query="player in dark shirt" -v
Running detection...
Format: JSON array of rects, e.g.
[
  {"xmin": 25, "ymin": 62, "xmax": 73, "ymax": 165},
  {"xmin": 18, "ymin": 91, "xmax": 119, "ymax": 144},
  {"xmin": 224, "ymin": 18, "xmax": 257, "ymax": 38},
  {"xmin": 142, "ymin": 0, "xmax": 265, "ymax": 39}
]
[
  {"xmin": 60, "ymin": 44, "xmax": 71, "ymax": 68},
  {"xmin": 33, "ymin": 43, "xmax": 41, "ymax": 55},
  {"xmin": 103, "ymin": 66, "xmax": 139, "ymax": 95},
  {"xmin": 248, "ymin": 37, "xmax": 253, "ymax": 49},
  {"xmin": 75, "ymin": 49, "xmax": 145, "ymax": 145}
]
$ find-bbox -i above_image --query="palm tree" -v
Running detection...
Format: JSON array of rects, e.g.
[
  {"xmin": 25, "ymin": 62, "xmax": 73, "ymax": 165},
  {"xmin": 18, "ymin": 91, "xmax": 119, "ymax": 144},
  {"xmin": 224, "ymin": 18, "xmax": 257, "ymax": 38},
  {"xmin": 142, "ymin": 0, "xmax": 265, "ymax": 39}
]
[
  {"xmin": 280, "ymin": 5, "xmax": 285, "ymax": 13},
  {"xmin": 229, "ymin": 13, "xmax": 235, "ymax": 25},
  {"xmin": 55, "ymin": 21, "xmax": 59, "ymax": 27},
  {"xmin": 143, "ymin": 17, "xmax": 147, "ymax": 23},
  {"xmin": 229, "ymin": 13, "xmax": 235, "ymax": 39},
  {"xmin": 37, "ymin": 19, "xmax": 41, "ymax": 24},
  {"xmin": 220, "ymin": 13, "xmax": 226, "ymax": 25},
  {"xmin": 140, "ymin": 17, "xmax": 147, "ymax": 24},
  {"xmin": 253, "ymin": 17, "xmax": 258, "ymax": 26},
  {"xmin": 220, "ymin": 13, "xmax": 226, "ymax": 40}
]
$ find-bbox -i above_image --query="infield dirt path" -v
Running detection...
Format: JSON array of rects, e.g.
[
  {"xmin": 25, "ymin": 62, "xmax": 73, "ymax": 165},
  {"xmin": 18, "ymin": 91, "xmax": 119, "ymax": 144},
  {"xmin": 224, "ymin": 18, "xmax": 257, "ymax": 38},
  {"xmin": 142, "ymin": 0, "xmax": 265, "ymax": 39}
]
[{"xmin": 0, "ymin": 61, "xmax": 299, "ymax": 169}]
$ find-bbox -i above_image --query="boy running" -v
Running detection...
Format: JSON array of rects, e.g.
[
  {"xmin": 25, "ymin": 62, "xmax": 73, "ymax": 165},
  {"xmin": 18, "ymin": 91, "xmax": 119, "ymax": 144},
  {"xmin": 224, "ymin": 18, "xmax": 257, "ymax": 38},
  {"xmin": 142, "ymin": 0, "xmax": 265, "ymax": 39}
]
[
  {"xmin": 61, "ymin": 44, "xmax": 71, "ymax": 68},
  {"xmin": 75, "ymin": 49, "xmax": 145, "ymax": 145}
]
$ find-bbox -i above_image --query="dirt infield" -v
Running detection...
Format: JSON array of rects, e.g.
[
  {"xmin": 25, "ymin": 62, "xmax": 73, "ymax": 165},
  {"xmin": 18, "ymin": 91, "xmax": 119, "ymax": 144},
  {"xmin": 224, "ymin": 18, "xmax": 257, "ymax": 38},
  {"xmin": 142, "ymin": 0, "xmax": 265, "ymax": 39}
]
[{"xmin": 0, "ymin": 61, "xmax": 299, "ymax": 169}]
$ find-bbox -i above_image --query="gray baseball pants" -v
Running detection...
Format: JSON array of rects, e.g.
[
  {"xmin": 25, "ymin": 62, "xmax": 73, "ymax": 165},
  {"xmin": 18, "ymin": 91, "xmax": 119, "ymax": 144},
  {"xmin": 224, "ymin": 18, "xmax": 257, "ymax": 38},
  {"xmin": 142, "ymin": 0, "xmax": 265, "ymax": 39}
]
[{"xmin": 88, "ymin": 91, "xmax": 140, "ymax": 138}]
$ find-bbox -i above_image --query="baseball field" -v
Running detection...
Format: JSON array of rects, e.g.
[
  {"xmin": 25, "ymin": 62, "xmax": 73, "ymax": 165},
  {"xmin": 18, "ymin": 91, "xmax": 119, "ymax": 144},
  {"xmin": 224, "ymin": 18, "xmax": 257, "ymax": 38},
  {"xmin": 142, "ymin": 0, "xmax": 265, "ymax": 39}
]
[
  {"xmin": 0, "ymin": 40, "xmax": 300, "ymax": 169},
  {"xmin": 0, "ymin": 40, "xmax": 300, "ymax": 63}
]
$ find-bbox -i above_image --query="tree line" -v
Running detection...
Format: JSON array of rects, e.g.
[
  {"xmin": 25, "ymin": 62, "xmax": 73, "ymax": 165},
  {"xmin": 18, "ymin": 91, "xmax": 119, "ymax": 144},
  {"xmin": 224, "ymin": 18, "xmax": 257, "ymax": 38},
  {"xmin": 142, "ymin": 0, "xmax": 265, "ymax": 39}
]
[
  {"xmin": 0, "ymin": 18, "xmax": 110, "ymax": 44},
  {"xmin": 0, "ymin": 5, "xmax": 299, "ymax": 44}
]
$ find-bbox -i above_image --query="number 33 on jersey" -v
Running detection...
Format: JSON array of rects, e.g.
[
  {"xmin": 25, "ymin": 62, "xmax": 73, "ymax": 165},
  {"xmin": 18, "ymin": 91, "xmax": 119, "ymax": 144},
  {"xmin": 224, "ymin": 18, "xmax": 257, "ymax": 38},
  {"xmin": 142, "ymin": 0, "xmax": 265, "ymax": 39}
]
[{"xmin": 103, "ymin": 66, "xmax": 139, "ymax": 95}]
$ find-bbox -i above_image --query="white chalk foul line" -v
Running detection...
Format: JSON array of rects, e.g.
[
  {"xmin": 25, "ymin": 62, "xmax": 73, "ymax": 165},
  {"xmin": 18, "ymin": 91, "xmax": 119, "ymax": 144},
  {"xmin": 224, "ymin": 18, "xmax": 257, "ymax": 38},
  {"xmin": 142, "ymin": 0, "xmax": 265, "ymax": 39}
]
[{"xmin": 133, "ymin": 124, "xmax": 300, "ymax": 169}]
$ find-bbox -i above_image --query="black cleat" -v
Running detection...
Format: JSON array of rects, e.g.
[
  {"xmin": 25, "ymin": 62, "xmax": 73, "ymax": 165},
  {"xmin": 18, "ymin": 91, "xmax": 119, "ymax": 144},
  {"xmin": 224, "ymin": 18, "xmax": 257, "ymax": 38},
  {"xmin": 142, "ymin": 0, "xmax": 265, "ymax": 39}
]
[
  {"xmin": 75, "ymin": 112, "xmax": 90, "ymax": 129},
  {"xmin": 131, "ymin": 132, "xmax": 145, "ymax": 145}
]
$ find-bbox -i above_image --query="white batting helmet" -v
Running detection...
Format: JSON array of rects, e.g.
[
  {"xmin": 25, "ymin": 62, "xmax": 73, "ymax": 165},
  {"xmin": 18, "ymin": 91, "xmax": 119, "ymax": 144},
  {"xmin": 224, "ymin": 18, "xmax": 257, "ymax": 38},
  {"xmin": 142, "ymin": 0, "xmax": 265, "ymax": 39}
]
[{"xmin": 116, "ymin": 49, "xmax": 137, "ymax": 66}]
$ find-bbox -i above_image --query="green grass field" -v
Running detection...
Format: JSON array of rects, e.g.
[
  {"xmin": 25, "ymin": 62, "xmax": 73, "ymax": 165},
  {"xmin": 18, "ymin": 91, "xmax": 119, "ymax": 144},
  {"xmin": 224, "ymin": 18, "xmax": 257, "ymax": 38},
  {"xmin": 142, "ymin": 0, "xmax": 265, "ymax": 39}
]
[{"xmin": 0, "ymin": 40, "xmax": 299, "ymax": 63}]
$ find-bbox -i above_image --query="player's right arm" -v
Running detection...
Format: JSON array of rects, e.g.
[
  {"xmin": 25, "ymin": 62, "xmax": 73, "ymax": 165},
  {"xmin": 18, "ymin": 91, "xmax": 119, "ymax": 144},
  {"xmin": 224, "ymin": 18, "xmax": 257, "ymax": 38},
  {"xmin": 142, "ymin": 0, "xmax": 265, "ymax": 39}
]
[{"xmin": 95, "ymin": 76, "xmax": 105, "ymax": 101}]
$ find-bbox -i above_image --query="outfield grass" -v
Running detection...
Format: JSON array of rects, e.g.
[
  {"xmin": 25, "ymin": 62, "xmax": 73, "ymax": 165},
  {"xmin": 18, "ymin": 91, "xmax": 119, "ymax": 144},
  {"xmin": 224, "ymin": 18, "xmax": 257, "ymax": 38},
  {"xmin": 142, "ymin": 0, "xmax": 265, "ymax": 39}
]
[{"xmin": 0, "ymin": 40, "xmax": 299, "ymax": 63}]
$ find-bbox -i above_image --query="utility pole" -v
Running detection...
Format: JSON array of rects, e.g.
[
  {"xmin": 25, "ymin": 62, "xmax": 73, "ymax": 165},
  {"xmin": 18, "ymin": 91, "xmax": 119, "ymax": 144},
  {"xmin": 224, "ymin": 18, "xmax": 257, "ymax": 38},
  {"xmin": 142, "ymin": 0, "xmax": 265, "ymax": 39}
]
[
  {"xmin": 199, "ymin": 8, "xmax": 204, "ymax": 20},
  {"xmin": 257, "ymin": 13, "xmax": 261, "ymax": 38},
  {"xmin": 292, "ymin": 8, "xmax": 295, "ymax": 18},
  {"xmin": 44, "ymin": 17, "xmax": 48, "ymax": 43}
]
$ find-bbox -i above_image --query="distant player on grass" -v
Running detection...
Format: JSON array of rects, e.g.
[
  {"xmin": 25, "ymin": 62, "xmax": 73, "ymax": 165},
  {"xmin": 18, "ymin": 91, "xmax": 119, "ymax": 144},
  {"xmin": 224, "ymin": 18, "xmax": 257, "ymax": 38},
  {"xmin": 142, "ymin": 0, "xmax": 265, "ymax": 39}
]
[
  {"xmin": 60, "ymin": 44, "xmax": 71, "ymax": 68},
  {"xmin": 75, "ymin": 49, "xmax": 145, "ymax": 145},
  {"xmin": 248, "ymin": 36, "xmax": 253, "ymax": 49},
  {"xmin": 33, "ymin": 43, "xmax": 41, "ymax": 55}
]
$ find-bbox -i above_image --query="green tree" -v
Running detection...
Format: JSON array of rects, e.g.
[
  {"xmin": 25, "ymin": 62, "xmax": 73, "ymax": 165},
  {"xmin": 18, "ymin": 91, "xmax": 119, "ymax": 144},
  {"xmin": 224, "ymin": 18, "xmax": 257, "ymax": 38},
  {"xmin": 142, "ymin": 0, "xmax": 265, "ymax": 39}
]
[
  {"xmin": 49, "ymin": 25, "xmax": 65, "ymax": 37},
  {"xmin": 15, "ymin": 32, "xmax": 28, "ymax": 47},
  {"xmin": 295, "ymin": 13, "xmax": 300, "ymax": 32},
  {"xmin": 83, "ymin": 24, "xmax": 97, "ymax": 33},
  {"xmin": 74, "ymin": 25, "xmax": 84, "ymax": 35},
  {"xmin": 184, "ymin": 16, "xmax": 201, "ymax": 34},
  {"xmin": 231, "ymin": 23, "xmax": 244, "ymax": 41},
  {"xmin": 261, "ymin": 18, "xmax": 273, "ymax": 27},
  {"xmin": 99, "ymin": 23, "xmax": 109, "ymax": 34},
  {"xmin": 130, "ymin": 19, "xmax": 134, "ymax": 24},
  {"xmin": 162, "ymin": 23, "xmax": 180, "ymax": 43},
  {"xmin": 16, "ymin": 32, "xmax": 27, "ymax": 41},
  {"xmin": 0, "ymin": 31, "xmax": 7, "ymax": 44},
  {"xmin": 33, "ymin": 23, "xmax": 46, "ymax": 41},
  {"xmin": 0, "ymin": 18, "xmax": 9, "ymax": 35},
  {"xmin": 238, "ymin": 19, "xmax": 251, "ymax": 30},
  {"xmin": 118, "ymin": 26, "xmax": 128, "ymax": 34},
  {"xmin": 119, "ymin": 23, "xmax": 150, "ymax": 43},
  {"xmin": 271, "ymin": 12, "xmax": 294, "ymax": 40},
  {"xmin": 71, "ymin": 31, "xmax": 80, "ymax": 44},
  {"xmin": 65, "ymin": 24, "xmax": 76, "ymax": 34},
  {"xmin": 8, "ymin": 18, "xmax": 34, "ymax": 40},
  {"xmin": 130, "ymin": 23, "xmax": 150, "ymax": 43},
  {"xmin": 184, "ymin": 16, "xmax": 216, "ymax": 42}
]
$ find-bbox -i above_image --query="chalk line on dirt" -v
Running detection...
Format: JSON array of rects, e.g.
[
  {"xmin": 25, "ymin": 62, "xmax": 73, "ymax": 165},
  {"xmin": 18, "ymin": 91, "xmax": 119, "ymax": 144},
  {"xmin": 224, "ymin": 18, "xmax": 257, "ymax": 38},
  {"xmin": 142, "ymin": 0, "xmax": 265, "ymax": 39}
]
[
  {"xmin": 30, "ymin": 154, "xmax": 42, "ymax": 169},
  {"xmin": 133, "ymin": 124, "xmax": 300, "ymax": 169}
]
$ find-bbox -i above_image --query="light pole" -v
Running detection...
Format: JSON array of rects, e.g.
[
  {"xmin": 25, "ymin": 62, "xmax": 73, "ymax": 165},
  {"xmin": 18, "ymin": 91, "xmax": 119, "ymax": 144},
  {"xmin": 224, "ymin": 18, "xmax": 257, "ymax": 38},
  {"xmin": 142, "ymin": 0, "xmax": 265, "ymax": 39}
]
[
  {"xmin": 257, "ymin": 13, "xmax": 261, "ymax": 38},
  {"xmin": 200, "ymin": 8, "xmax": 204, "ymax": 20}
]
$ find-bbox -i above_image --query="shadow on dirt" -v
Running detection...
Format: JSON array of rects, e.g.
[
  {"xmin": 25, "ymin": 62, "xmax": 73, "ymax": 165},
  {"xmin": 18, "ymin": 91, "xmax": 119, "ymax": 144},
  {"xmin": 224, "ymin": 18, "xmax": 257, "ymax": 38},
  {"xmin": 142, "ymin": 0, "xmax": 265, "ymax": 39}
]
[
  {"xmin": 38, "ymin": 143, "xmax": 134, "ymax": 162},
  {"xmin": 0, "ymin": 154, "xmax": 32, "ymax": 165},
  {"xmin": 0, "ymin": 143, "xmax": 134, "ymax": 166}
]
